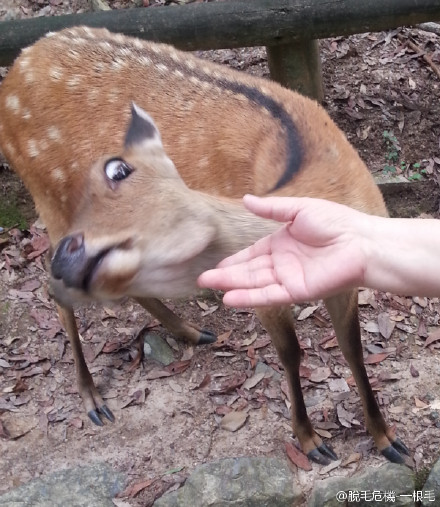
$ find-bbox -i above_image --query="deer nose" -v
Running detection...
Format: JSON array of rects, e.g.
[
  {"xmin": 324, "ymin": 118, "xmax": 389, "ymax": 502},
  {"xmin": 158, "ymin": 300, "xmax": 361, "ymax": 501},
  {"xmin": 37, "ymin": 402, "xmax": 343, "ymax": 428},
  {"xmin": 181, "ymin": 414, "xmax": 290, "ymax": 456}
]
[{"xmin": 51, "ymin": 232, "xmax": 86, "ymax": 288}]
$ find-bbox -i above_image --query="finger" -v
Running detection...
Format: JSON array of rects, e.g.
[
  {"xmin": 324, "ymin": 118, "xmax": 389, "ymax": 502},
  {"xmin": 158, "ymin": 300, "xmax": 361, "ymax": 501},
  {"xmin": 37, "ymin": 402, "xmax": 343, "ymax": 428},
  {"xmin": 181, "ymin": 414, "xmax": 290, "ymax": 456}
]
[
  {"xmin": 198, "ymin": 258, "xmax": 277, "ymax": 291},
  {"xmin": 222, "ymin": 284, "xmax": 293, "ymax": 307},
  {"xmin": 243, "ymin": 195, "xmax": 312, "ymax": 223},
  {"xmin": 216, "ymin": 237, "xmax": 275, "ymax": 268}
]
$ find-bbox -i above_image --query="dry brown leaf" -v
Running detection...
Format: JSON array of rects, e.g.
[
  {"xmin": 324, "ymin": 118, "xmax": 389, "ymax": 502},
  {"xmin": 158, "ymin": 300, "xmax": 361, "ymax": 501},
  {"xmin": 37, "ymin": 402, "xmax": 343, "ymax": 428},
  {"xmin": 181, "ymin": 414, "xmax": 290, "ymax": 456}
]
[
  {"xmin": 424, "ymin": 329, "xmax": 440, "ymax": 348},
  {"xmin": 165, "ymin": 360, "xmax": 191, "ymax": 375},
  {"xmin": 319, "ymin": 459, "xmax": 342, "ymax": 475},
  {"xmin": 377, "ymin": 312, "xmax": 395, "ymax": 340},
  {"xmin": 364, "ymin": 352, "xmax": 390, "ymax": 364},
  {"xmin": 242, "ymin": 372, "xmax": 265, "ymax": 390},
  {"xmin": 341, "ymin": 453, "xmax": 362, "ymax": 467},
  {"xmin": 297, "ymin": 305, "xmax": 319, "ymax": 321},
  {"xmin": 117, "ymin": 478, "xmax": 158, "ymax": 498},
  {"xmin": 220, "ymin": 410, "xmax": 248, "ymax": 432},
  {"xmin": 414, "ymin": 397, "xmax": 429, "ymax": 409},
  {"xmin": 285, "ymin": 441, "xmax": 312, "ymax": 471}
]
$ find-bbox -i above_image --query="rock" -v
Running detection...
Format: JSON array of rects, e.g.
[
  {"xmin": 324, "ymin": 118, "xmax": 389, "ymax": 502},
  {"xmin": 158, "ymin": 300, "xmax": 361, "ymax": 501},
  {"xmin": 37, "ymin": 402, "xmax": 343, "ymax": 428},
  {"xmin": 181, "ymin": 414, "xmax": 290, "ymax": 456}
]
[
  {"xmin": 0, "ymin": 462, "xmax": 125, "ymax": 507},
  {"xmin": 143, "ymin": 332, "xmax": 175, "ymax": 365},
  {"xmin": 154, "ymin": 457, "xmax": 302, "ymax": 506},
  {"xmin": 422, "ymin": 457, "xmax": 440, "ymax": 506},
  {"xmin": 309, "ymin": 463, "xmax": 415, "ymax": 506}
]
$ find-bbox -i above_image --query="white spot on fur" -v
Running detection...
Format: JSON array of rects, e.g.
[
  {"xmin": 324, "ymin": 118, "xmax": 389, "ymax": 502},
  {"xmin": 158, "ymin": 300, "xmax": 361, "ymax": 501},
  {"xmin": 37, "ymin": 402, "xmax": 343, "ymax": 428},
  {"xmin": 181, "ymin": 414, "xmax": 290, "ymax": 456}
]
[
  {"xmin": 71, "ymin": 38, "xmax": 87, "ymax": 46},
  {"xmin": 189, "ymin": 76, "xmax": 201, "ymax": 86},
  {"xmin": 107, "ymin": 91, "xmax": 119, "ymax": 103},
  {"xmin": 156, "ymin": 63, "xmax": 168, "ymax": 73},
  {"xmin": 99, "ymin": 41, "xmax": 112, "ymax": 51},
  {"xmin": 113, "ymin": 34, "xmax": 125, "ymax": 43},
  {"xmin": 67, "ymin": 76, "xmax": 81, "ymax": 88},
  {"xmin": 47, "ymin": 126, "xmax": 61, "ymax": 142},
  {"xmin": 4, "ymin": 142, "xmax": 16, "ymax": 157},
  {"xmin": 18, "ymin": 57, "xmax": 31, "ymax": 71},
  {"xmin": 5, "ymin": 95, "xmax": 20, "ymax": 113},
  {"xmin": 68, "ymin": 49, "xmax": 80, "ymax": 60},
  {"xmin": 88, "ymin": 89, "xmax": 99, "ymax": 103},
  {"xmin": 133, "ymin": 39, "xmax": 144, "ymax": 50},
  {"xmin": 52, "ymin": 167, "xmax": 66, "ymax": 182},
  {"xmin": 151, "ymin": 45, "xmax": 162, "ymax": 54},
  {"xmin": 140, "ymin": 56, "xmax": 152, "ymax": 66},
  {"xmin": 49, "ymin": 67, "xmax": 63, "ymax": 81},
  {"xmin": 25, "ymin": 71, "xmax": 35, "ymax": 84},
  {"xmin": 45, "ymin": 31, "xmax": 56, "ymax": 38},
  {"xmin": 93, "ymin": 62, "xmax": 106, "ymax": 73},
  {"xmin": 118, "ymin": 47, "xmax": 133, "ymax": 57},
  {"xmin": 111, "ymin": 58, "xmax": 126, "ymax": 71},
  {"xmin": 21, "ymin": 46, "xmax": 32, "ymax": 55},
  {"xmin": 173, "ymin": 69, "xmax": 184, "ymax": 79},
  {"xmin": 168, "ymin": 49, "xmax": 180, "ymax": 62},
  {"xmin": 82, "ymin": 27, "xmax": 96, "ymax": 38},
  {"xmin": 186, "ymin": 60, "xmax": 196, "ymax": 71},
  {"xmin": 27, "ymin": 139, "xmax": 39, "ymax": 158}
]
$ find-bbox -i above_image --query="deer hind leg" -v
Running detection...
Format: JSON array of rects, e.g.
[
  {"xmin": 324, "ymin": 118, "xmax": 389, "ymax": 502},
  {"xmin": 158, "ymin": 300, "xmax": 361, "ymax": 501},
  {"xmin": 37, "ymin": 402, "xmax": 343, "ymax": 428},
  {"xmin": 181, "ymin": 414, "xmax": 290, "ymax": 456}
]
[
  {"xmin": 324, "ymin": 290, "xmax": 410, "ymax": 464},
  {"xmin": 136, "ymin": 297, "xmax": 217, "ymax": 345},
  {"xmin": 256, "ymin": 306, "xmax": 338, "ymax": 465},
  {"xmin": 56, "ymin": 303, "xmax": 115, "ymax": 425}
]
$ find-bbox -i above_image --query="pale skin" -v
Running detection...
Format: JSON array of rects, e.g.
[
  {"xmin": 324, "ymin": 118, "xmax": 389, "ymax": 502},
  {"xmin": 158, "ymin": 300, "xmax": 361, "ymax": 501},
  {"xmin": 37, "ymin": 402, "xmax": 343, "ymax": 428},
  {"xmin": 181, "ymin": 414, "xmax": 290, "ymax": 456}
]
[{"xmin": 197, "ymin": 194, "xmax": 440, "ymax": 306}]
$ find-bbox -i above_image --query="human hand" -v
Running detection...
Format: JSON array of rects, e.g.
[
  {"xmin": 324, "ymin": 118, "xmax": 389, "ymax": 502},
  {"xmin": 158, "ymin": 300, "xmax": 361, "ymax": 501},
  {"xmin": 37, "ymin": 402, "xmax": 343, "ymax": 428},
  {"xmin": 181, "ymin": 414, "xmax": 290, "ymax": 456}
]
[{"xmin": 198, "ymin": 195, "xmax": 370, "ymax": 306}]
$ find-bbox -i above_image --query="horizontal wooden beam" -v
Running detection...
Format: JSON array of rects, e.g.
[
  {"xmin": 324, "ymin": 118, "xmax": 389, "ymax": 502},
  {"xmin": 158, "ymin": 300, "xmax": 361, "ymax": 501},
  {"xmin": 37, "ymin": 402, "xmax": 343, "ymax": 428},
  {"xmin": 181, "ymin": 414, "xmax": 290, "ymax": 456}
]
[{"xmin": 1, "ymin": 0, "xmax": 440, "ymax": 65}]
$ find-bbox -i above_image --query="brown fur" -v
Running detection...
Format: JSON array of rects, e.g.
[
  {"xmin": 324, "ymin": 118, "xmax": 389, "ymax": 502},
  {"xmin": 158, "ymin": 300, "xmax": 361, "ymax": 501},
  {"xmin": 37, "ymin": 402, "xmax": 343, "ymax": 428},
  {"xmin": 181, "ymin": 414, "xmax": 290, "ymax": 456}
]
[{"xmin": 0, "ymin": 27, "xmax": 406, "ymax": 464}]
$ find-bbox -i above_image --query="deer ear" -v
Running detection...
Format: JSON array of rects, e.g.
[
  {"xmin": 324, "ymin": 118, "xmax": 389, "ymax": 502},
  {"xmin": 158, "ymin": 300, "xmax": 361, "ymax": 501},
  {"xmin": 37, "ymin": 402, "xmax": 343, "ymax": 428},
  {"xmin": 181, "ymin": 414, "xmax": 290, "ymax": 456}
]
[{"xmin": 124, "ymin": 102, "xmax": 163, "ymax": 149}]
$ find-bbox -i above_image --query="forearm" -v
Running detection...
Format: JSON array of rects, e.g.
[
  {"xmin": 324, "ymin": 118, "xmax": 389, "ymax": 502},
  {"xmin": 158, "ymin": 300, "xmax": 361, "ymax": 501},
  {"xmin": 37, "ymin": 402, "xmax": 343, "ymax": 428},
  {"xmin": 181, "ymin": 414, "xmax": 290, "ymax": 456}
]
[{"xmin": 360, "ymin": 216, "xmax": 440, "ymax": 297}]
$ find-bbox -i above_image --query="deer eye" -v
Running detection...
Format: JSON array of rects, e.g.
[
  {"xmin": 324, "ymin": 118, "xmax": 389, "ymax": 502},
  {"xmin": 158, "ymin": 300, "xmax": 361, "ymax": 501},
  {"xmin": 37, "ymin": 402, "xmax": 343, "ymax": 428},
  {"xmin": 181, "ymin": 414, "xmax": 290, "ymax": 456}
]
[{"xmin": 104, "ymin": 158, "xmax": 134, "ymax": 182}]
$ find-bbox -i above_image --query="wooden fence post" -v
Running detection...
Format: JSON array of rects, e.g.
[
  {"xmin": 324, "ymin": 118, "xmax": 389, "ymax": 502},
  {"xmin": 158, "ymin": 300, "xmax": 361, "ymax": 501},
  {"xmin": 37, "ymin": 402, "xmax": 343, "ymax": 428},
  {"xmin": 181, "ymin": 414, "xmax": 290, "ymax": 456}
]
[{"xmin": 267, "ymin": 40, "xmax": 324, "ymax": 102}]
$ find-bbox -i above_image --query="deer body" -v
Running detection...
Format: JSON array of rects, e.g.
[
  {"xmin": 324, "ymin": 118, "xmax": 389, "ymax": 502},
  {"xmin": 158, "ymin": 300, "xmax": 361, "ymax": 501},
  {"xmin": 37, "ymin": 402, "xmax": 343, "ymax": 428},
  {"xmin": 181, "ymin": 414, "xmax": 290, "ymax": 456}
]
[{"xmin": 0, "ymin": 27, "xmax": 408, "ymax": 464}]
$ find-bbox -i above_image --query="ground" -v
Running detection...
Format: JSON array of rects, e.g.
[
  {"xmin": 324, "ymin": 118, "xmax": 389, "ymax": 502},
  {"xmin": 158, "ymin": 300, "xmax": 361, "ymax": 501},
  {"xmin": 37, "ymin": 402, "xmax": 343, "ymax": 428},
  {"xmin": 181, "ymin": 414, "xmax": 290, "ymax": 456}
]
[{"xmin": 1, "ymin": 2, "xmax": 440, "ymax": 506}]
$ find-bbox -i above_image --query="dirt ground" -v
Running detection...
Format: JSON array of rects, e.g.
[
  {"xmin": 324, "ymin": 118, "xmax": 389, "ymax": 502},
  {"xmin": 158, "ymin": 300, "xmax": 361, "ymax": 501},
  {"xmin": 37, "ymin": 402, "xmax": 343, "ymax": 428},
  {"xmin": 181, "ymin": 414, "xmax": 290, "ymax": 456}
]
[{"xmin": 1, "ymin": 1, "xmax": 440, "ymax": 505}]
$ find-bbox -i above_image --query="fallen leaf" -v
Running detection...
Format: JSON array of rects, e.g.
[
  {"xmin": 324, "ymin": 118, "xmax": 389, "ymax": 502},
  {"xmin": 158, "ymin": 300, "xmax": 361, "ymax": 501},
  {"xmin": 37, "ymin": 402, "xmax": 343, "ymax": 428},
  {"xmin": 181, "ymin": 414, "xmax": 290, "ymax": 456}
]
[
  {"xmin": 414, "ymin": 397, "xmax": 428, "ymax": 409},
  {"xmin": 310, "ymin": 367, "xmax": 331, "ymax": 383},
  {"xmin": 364, "ymin": 352, "xmax": 389, "ymax": 364},
  {"xmin": 285, "ymin": 441, "xmax": 312, "ymax": 471},
  {"xmin": 242, "ymin": 372, "xmax": 265, "ymax": 390},
  {"xmin": 194, "ymin": 373, "xmax": 211, "ymax": 390},
  {"xmin": 220, "ymin": 410, "xmax": 248, "ymax": 432},
  {"xmin": 424, "ymin": 329, "xmax": 440, "ymax": 348},
  {"xmin": 165, "ymin": 360, "xmax": 191, "ymax": 375},
  {"xmin": 377, "ymin": 312, "xmax": 395, "ymax": 339},
  {"xmin": 341, "ymin": 453, "xmax": 361, "ymax": 467},
  {"xmin": 297, "ymin": 305, "xmax": 319, "ymax": 321},
  {"xmin": 117, "ymin": 478, "xmax": 158, "ymax": 498},
  {"xmin": 319, "ymin": 459, "xmax": 342, "ymax": 474}
]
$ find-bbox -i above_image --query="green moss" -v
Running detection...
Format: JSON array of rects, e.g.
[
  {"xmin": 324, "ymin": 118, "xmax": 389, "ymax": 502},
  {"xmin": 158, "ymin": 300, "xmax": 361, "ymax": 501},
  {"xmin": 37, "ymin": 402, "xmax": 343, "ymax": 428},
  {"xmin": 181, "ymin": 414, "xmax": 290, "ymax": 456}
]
[{"xmin": 0, "ymin": 198, "xmax": 28, "ymax": 230}]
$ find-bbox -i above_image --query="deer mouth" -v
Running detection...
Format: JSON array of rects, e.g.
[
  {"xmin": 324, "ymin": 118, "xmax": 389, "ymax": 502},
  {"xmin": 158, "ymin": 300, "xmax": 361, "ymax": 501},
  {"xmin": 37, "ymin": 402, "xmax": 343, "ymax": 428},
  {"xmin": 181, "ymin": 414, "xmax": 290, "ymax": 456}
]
[{"xmin": 51, "ymin": 234, "xmax": 135, "ymax": 295}]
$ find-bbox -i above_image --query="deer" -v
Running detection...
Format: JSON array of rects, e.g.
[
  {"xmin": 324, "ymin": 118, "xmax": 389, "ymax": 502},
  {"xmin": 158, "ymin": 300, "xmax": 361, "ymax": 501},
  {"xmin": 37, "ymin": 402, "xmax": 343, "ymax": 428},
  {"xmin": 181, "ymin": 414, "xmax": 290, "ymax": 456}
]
[{"xmin": 0, "ymin": 26, "xmax": 410, "ymax": 466}]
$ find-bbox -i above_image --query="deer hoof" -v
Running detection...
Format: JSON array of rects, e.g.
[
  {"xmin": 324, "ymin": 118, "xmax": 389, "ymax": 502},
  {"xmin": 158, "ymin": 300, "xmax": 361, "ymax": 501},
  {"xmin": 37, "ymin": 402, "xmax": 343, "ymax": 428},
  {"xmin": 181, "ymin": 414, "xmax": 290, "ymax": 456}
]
[
  {"xmin": 198, "ymin": 329, "xmax": 217, "ymax": 345},
  {"xmin": 99, "ymin": 404, "xmax": 115, "ymax": 423},
  {"xmin": 317, "ymin": 443, "xmax": 338, "ymax": 461},
  {"xmin": 381, "ymin": 446, "xmax": 406, "ymax": 464},
  {"xmin": 307, "ymin": 447, "xmax": 334, "ymax": 465},
  {"xmin": 392, "ymin": 437, "xmax": 410, "ymax": 456},
  {"xmin": 87, "ymin": 405, "xmax": 115, "ymax": 426}
]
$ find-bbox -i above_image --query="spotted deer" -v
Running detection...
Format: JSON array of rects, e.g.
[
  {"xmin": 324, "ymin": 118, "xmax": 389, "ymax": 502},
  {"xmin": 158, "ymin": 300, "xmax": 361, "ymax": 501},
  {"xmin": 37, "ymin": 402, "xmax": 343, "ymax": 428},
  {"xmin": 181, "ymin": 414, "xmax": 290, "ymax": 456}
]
[{"xmin": 0, "ymin": 26, "xmax": 410, "ymax": 465}]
